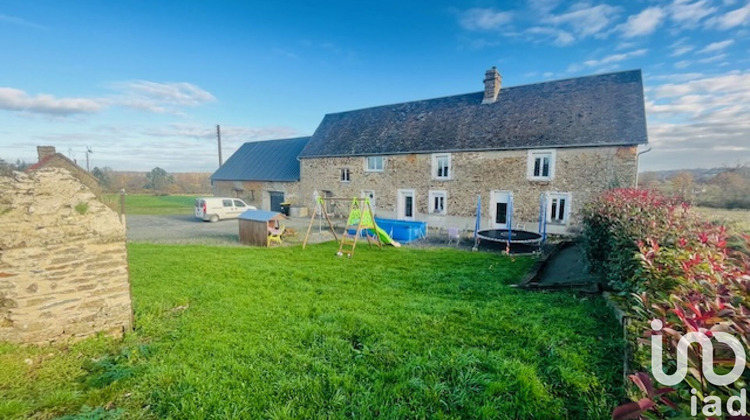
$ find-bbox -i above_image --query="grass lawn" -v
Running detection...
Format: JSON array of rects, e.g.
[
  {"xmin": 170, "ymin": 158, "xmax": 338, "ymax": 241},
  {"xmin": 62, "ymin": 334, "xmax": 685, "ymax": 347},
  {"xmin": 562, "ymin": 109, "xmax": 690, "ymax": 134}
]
[
  {"xmin": 694, "ymin": 206, "xmax": 750, "ymax": 234},
  {"xmin": 101, "ymin": 194, "xmax": 201, "ymax": 215},
  {"xmin": 0, "ymin": 243, "xmax": 624, "ymax": 419}
]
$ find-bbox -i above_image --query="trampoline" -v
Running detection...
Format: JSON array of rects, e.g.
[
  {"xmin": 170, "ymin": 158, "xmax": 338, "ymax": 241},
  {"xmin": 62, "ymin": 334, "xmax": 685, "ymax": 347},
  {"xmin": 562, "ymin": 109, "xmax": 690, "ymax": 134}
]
[{"xmin": 476, "ymin": 229, "xmax": 543, "ymax": 245}]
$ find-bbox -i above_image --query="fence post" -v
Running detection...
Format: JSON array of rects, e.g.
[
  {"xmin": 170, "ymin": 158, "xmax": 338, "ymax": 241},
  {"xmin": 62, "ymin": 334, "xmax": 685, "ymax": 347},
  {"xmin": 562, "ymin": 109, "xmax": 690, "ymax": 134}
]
[{"xmin": 119, "ymin": 189, "xmax": 126, "ymax": 224}]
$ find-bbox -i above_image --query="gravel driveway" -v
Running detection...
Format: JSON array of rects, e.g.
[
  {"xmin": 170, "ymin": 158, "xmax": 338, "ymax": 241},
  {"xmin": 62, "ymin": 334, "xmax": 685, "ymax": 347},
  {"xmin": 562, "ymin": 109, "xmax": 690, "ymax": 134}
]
[{"xmin": 126, "ymin": 214, "xmax": 336, "ymax": 246}]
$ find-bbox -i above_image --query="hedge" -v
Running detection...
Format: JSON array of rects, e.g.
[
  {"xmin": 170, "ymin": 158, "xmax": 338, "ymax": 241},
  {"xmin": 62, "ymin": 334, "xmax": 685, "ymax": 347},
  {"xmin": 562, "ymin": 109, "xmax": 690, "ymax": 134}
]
[{"xmin": 581, "ymin": 188, "xmax": 750, "ymax": 418}]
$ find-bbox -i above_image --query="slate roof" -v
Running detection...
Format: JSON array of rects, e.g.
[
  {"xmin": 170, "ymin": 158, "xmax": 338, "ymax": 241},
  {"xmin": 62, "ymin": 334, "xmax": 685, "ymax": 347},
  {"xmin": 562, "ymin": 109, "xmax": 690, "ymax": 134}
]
[
  {"xmin": 239, "ymin": 210, "xmax": 284, "ymax": 222},
  {"xmin": 211, "ymin": 137, "xmax": 310, "ymax": 182},
  {"xmin": 299, "ymin": 70, "xmax": 647, "ymax": 158}
]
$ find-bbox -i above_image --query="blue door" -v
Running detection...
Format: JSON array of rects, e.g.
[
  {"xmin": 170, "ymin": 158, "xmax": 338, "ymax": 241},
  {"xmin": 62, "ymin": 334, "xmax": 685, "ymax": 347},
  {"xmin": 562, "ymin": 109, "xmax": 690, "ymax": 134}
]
[{"xmin": 270, "ymin": 191, "xmax": 284, "ymax": 212}]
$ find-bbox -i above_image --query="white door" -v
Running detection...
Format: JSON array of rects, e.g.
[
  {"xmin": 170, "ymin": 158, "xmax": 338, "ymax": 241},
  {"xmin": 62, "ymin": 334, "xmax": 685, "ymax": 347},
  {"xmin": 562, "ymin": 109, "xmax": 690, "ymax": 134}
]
[
  {"xmin": 397, "ymin": 189, "xmax": 415, "ymax": 220},
  {"xmin": 490, "ymin": 190, "xmax": 512, "ymax": 229}
]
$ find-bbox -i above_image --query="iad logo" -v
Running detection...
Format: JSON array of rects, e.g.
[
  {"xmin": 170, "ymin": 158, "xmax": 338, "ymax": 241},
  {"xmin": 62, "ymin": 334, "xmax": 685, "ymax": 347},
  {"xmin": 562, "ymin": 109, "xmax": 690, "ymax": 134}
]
[{"xmin": 650, "ymin": 319, "xmax": 748, "ymax": 416}]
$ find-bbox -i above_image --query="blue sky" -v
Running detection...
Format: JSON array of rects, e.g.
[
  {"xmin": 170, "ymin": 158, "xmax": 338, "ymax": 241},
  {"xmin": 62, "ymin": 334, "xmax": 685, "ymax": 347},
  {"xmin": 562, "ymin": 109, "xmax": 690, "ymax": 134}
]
[{"xmin": 0, "ymin": 0, "xmax": 748, "ymax": 172}]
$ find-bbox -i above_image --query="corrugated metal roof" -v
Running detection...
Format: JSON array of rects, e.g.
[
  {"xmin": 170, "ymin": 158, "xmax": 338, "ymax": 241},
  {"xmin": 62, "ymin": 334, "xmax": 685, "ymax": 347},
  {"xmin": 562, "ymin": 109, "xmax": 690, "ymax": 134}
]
[
  {"xmin": 238, "ymin": 210, "xmax": 284, "ymax": 222},
  {"xmin": 211, "ymin": 137, "xmax": 310, "ymax": 182},
  {"xmin": 299, "ymin": 70, "xmax": 647, "ymax": 158}
]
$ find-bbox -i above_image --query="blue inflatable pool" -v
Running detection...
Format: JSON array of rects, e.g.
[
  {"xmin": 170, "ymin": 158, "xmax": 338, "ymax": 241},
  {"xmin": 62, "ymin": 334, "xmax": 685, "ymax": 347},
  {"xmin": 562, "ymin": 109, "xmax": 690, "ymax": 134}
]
[{"xmin": 374, "ymin": 218, "xmax": 427, "ymax": 243}]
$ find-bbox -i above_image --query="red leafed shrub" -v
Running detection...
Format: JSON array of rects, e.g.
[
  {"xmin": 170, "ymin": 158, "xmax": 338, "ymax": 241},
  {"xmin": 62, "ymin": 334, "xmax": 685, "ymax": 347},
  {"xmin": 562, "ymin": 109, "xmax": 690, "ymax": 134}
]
[
  {"xmin": 582, "ymin": 188, "xmax": 692, "ymax": 293},
  {"xmin": 582, "ymin": 188, "xmax": 750, "ymax": 418}
]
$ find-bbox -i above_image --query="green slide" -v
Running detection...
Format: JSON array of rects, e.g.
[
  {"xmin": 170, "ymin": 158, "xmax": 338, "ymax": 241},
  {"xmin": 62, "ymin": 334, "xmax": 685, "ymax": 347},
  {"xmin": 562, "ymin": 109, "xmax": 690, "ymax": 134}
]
[{"xmin": 374, "ymin": 226, "xmax": 401, "ymax": 248}]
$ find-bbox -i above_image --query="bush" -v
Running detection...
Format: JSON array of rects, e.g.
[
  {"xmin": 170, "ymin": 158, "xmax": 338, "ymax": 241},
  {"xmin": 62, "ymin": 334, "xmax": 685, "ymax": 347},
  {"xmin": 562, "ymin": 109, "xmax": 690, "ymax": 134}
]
[
  {"xmin": 581, "ymin": 189, "xmax": 688, "ymax": 293},
  {"xmin": 582, "ymin": 188, "xmax": 750, "ymax": 418}
]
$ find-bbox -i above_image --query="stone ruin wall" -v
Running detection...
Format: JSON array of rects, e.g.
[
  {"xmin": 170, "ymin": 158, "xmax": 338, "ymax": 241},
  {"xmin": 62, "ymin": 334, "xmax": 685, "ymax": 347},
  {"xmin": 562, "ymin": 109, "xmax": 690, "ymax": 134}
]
[{"xmin": 0, "ymin": 168, "xmax": 132, "ymax": 344}]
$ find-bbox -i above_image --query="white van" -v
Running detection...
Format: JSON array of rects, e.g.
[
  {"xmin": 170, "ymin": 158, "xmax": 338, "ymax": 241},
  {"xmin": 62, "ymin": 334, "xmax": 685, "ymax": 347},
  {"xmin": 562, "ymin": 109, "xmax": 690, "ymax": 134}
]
[{"xmin": 195, "ymin": 197, "xmax": 256, "ymax": 222}]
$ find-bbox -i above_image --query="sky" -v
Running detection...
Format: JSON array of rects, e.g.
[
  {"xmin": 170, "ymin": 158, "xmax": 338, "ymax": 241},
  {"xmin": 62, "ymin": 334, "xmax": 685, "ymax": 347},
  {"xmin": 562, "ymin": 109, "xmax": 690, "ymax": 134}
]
[{"xmin": 0, "ymin": 0, "xmax": 748, "ymax": 173}]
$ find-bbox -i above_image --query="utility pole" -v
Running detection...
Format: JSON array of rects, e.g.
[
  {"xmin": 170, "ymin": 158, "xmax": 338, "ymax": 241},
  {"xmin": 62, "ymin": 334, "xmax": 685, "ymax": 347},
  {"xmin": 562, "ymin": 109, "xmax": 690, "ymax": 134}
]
[
  {"xmin": 85, "ymin": 146, "xmax": 93, "ymax": 172},
  {"xmin": 216, "ymin": 125, "xmax": 223, "ymax": 167}
]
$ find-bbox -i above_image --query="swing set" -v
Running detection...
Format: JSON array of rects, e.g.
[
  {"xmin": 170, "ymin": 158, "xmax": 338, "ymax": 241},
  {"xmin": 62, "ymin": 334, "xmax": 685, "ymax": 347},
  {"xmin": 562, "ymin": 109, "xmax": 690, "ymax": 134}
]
[{"xmin": 302, "ymin": 196, "xmax": 400, "ymax": 258}]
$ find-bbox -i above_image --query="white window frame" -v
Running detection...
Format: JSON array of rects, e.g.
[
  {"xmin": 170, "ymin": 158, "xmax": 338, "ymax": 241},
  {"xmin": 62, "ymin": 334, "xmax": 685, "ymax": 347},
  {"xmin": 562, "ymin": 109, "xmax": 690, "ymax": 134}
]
[
  {"xmin": 397, "ymin": 189, "xmax": 416, "ymax": 221},
  {"xmin": 489, "ymin": 190, "xmax": 513, "ymax": 229},
  {"xmin": 361, "ymin": 190, "xmax": 376, "ymax": 210},
  {"xmin": 428, "ymin": 190, "xmax": 447, "ymax": 215},
  {"xmin": 340, "ymin": 168, "xmax": 351, "ymax": 183},
  {"xmin": 527, "ymin": 149, "xmax": 555, "ymax": 181},
  {"xmin": 432, "ymin": 153, "xmax": 452, "ymax": 180},
  {"xmin": 365, "ymin": 156, "xmax": 384, "ymax": 172},
  {"xmin": 547, "ymin": 192, "xmax": 571, "ymax": 225}
]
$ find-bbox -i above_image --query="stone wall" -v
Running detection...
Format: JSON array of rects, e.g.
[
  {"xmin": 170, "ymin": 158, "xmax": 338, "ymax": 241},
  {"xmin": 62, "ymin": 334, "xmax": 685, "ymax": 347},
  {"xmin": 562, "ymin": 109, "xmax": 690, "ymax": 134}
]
[
  {"xmin": 212, "ymin": 180, "xmax": 302, "ymax": 211},
  {"xmin": 299, "ymin": 146, "xmax": 637, "ymax": 234},
  {"xmin": 0, "ymin": 168, "xmax": 132, "ymax": 344}
]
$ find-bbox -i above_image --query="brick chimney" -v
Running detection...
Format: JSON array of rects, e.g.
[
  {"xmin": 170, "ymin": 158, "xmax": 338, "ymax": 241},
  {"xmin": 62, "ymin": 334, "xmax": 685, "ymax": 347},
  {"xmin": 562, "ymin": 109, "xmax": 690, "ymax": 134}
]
[
  {"xmin": 37, "ymin": 146, "xmax": 56, "ymax": 162},
  {"xmin": 482, "ymin": 67, "xmax": 502, "ymax": 104}
]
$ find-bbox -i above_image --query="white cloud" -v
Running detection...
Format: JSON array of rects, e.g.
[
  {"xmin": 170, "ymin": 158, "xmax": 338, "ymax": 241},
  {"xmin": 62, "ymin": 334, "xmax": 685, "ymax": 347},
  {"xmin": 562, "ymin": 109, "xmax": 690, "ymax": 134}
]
[
  {"xmin": 142, "ymin": 123, "xmax": 298, "ymax": 143},
  {"xmin": 647, "ymin": 72, "xmax": 704, "ymax": 82},
  {"xmin": 12, "ymin": 122, "xmax": 303, "ymax": 172},
  {"xmin": 618, "ymin": 7, "xmax": 666, "ymax": 38},
  {"xmin": 110, "ymin": 81, "xmax": 215, "ymax": 108},
  {"xmin": 650, "ymin": 71, "xmax": 750, "ymax": 99},
  {"xmin": 526, "ymin": 26, "xmax": 575, "ymax": 46},
  {"xmin": 644, "ymin": 71, "xmax": 750, "ymax": 169},
  {"xmin": 582, "ymin": 49, "xmax": 648, "ymax": 67},
  {"xmin": 459, "ymin": 8, "xmax": 513, "ymax": 31},
  {"xmin": 528, "ymin": 0, "xmax": 562, "ymax": 14},
  {"xmin": 544, "ymin": 3, "xmax": 622, "ymax": 38},
  {"xmin": 616, "ymin": 41, "xmax": 638, "ymax": 50},
  {"xmin": 459, "ymin": 3, "xmax": 620, "ymax": 46},
  {"xmin": 674, "ymin": 60, "xmax": 692, "ymax": 68},
  {"xmin": 697, "ymin": 53, "xmax": 727, "ymax": 63},
  {"xmin": 668, "ymin": 0, "xmax": 717, "ymax": 26},
  {"xmin": 671, "ymin": 45, "xmax": 694, "ymax": 56},
  {"xmin": 0, "ymin": 87, "xmax": 104, "ymax": 115},
  {"xmin": 0, "ymin": 81, "xmax": 216, "ymax": 117},
  {"xmin": 698, "ymin": 39, "xmax": 734, "ymax": 53},
  {"xmin": 706, "ymin": 2, "xmax": 750, "ymax": 29}
]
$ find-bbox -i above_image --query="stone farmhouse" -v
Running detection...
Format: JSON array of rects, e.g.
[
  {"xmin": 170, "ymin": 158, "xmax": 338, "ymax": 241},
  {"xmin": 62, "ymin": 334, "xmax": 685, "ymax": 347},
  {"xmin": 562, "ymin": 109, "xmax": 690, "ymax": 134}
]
[
  {"xmin": 211, "ymin": 137, "xmax": 310, "ymax": 212},
  {"xmin": 219, "ymin": 68, "xmax": 648, "ymax": 234}
]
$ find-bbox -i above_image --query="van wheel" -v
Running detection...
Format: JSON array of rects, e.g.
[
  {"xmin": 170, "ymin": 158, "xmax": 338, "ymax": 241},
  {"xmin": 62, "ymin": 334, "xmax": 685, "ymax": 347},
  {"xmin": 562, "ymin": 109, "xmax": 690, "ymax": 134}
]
[{"xmin": 209, "ymin": 214, "xmax": 219, "ymax": 223}]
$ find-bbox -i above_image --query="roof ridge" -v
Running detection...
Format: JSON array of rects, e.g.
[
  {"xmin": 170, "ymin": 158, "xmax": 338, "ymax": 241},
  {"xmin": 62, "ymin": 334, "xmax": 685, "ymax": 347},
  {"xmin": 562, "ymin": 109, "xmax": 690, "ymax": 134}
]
[
  {"xmin": 240, "ymin": 136, "xmax": 311, "ymax": 146},
  {"xmin": 321, "ymin": 69, "xmax": 642, "ymax": 117}
]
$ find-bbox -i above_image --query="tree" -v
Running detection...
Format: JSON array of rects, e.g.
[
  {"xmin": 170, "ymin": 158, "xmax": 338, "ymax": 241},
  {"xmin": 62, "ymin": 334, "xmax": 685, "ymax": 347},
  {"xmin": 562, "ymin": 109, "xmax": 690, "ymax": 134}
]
[
  {"xmin": 0, "ymin": 158, "xmax": 29, "ymax": 176},
  {"xmin": 709, "ymin": 171, "xmax": 750, "ymax": 208},
  {"xmin": 144, "ymin": 167, "xmax": 174, "ymax": 193},
  {"xmin": 92, "ymin": 166, "xmax": 114, "ymax": 190},
  {"xmin": 670, "ymin": 171, "xmax": 694, "ymax": 202},
  {"xmin": 13, "ymin": 159, "xmax": 29, "ymax": 171},
  {"xmin": 0, "ymin": 159, "xmax": 11, "ymax": 176}
]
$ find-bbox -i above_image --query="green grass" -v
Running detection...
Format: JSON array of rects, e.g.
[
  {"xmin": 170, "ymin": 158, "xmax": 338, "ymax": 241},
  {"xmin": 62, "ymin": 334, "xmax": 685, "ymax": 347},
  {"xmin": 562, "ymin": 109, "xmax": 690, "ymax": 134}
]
[
  {"xmin": 694, "ymin": 206, "xmax": 750, "ymax": 234},
  {"xmin": 101, "ymin": 194, "xmax": 200, "ymax": 215},
  {"xmin": 0, "ymin": 243, "xmax": 624, "ymax": 419}
]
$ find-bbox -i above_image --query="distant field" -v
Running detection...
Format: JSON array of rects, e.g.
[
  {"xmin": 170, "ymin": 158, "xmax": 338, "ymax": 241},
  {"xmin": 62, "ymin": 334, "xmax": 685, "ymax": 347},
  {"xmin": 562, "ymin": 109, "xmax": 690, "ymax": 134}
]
[
  {"xmin": 694, "ymin": 206, "xmax": 750, "ymax": 233},
  {"xmin": 102, "ymin": 194, "xmax": 201, "ymax": 215}
]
